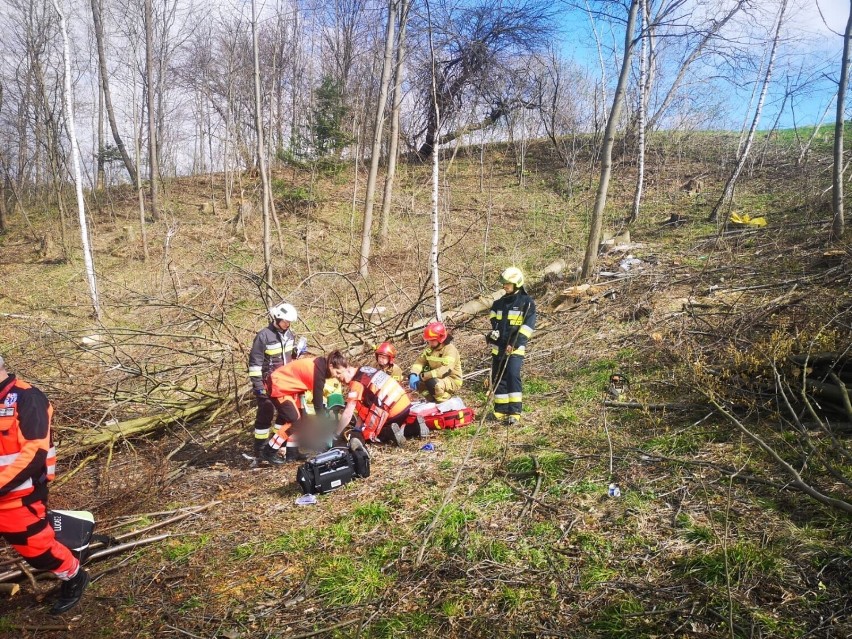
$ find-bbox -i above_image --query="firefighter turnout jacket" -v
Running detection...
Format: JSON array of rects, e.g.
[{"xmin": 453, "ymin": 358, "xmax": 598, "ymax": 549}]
[
  {"xmin": 488, "ymin": 288, "xmax": 536, "ymax": 356},
  {"xmin": 411, "ymin": 341, "xmax": 463, "ymax": 386},
  {"xmin": 248, "ymin": 323, "xmax": 297, "ymax": 393},
  {"xmin": 0, "ymin": 375, "xmax": 56, "ymax": 510},
  {"xmin": 268, "ymin": 356, "xmax": 330, "ymax": 415}
]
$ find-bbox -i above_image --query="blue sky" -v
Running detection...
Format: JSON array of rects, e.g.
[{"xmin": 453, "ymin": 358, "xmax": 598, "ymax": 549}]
[{"xmin": 551, "ymin": 0, "xmax": 850, "ymax": 130}]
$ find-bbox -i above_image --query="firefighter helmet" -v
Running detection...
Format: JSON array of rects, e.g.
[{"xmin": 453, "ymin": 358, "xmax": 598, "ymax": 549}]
[
  {"xmin": 423, "ymin": 321, "xmax": 447, "ymax": 343},
  {"xmin": 375, "ymin": 342, "xmax": 396, "ymax": 363},
  {"xmin": 500, "ymin": 266, "xmax": 525, "ymax": 288},
  {"xmin": 269, "ymin": 302, "xmax": 298, "ymax": 323}
]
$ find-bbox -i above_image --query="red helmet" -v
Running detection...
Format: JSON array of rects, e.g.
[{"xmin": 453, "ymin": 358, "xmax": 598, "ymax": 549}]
[
  {"xmin": 375, "ymin": 342, "xmax": 396, "ymax": 363},
  {"xmin": 423, "ymin": 321, "xmax": 447, "ymax": 343}
]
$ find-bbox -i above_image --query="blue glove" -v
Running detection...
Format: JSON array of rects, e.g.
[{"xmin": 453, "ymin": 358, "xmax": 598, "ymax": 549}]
[
  {"xmin": 409, "ymin": 373, "xmax": 420, "ymax": 391},
  {"xmin": 254, "ymin": 388, "xmax": 267, "ymax": 398}
]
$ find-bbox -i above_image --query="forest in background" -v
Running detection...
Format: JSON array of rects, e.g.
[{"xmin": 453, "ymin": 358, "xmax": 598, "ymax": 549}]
[{"xmin": 0, "ymin": 0, "xmax": 851, "ymax": 637}]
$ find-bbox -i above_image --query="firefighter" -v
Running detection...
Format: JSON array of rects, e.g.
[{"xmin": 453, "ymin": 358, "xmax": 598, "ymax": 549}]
[
  {"xmin": 248, "ymin": 302, "xmax": 307, "ymax": 459},
  {"xmin": 0, "ymin": 355, "xmax": 89, "ymax": 615},
  {"xmin": 331, "ymin": 364, "xmax": 428, "ymax": 446},
  {"xmin": 261, "ymin": 351, "xmax": 350, "ymax": 464},
  {"xmin": 487, "ymin": 267, "xmax": 536, "ymax": 425},
  {"xmin": 374, "ymin": 342, "xmax": 403, "ymax": 382},
  {"xmin": 409, "ymin": 322, "xmax": 463, "ymax": 402}
]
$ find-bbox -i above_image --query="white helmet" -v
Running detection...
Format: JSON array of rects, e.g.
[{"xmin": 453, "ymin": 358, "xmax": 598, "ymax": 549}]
[{"xmin": 269, "ymin": 302, "xmax": 298, "ymax": 323}]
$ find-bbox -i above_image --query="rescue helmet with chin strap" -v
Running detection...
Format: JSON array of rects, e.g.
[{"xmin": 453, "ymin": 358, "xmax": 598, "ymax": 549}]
[
  {"xmin": 500, "ymin": 266, "xmax": 525, "ymax": 289},
  {"xmin": 375, "ymin": 342, "xmax": 397, "ymax": 363},
  {"xmin": 269, "ymin": 302, "xmax": 298, "ymax": 323}
]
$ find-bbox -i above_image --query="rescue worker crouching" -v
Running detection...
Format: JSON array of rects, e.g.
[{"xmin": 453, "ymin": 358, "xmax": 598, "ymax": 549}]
[
  {"xmin": 374, "ymin": 342, "xmax": 403, "ymax": 382},
  {"xmin": 409, "ymin": 322, "xmax": 463, "ymax": 402},
  {"xmin": 331, "ymin": 364, "xmax": 429, "ymax": 447},
  {"xmin": 260, "ymin": 351, "xmax": 350, "ymax": 464},
  {"xmin": 0, "ymin": 355, "xmax": 90, "ymax": 615},
  {"xmin": 248, "ymin": 302, "xmax": 307, "ymax": 459},
  {"xmin": 487, "ymin": 267, "xmax": 536, "ymax": 425}
]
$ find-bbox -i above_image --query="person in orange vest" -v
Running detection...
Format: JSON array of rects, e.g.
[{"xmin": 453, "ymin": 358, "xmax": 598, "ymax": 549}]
[
  {"xmin": 331, "ymin": 364, "xmax": 428, "ymax": 446},
  {"xmin": 374, "ymin": 342, "xmax": 403, "ymax": 382},
  {"xmin": 261, "ymin": 350, "xmax": 351, "ymax": 464},
  {"xmin": 0, "ymin": 355, "xmax": 89, "ymax": 615}
]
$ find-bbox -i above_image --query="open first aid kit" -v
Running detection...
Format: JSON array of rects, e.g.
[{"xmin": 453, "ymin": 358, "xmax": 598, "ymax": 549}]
[{"xmin": 406, "ymin": 397, "xmax": 475, "ymax": 431}]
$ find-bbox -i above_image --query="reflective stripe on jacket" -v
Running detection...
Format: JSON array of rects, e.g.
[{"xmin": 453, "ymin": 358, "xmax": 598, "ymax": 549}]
[
  {"xmin": 489, "ymin": 289, "xmax": 536, "ymax": 356},
  {"xmin": 247, "ymin": 323, "xmax": 296, "ymax": 392},
  {"xmin": 347, "ymin": 366, "xmax": 411, "ymax": 422},
  {"xmin": 0, "ymin": 375, "xmax": 56, "ymax": 510},
  {"xmin": 411, "ymin": 342, "xmax": 462, "ymax": 383}
]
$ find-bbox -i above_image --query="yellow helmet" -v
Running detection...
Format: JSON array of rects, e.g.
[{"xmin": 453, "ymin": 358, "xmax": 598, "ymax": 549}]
[{"xmin": 500, "ymin": 266, "xmax": 524, "ymax": 288}]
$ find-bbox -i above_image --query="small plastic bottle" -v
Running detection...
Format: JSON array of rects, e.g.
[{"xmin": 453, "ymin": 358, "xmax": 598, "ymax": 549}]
[{"xmin": 608, "ymin": 483, "xmax": 621, "ymax": 498}]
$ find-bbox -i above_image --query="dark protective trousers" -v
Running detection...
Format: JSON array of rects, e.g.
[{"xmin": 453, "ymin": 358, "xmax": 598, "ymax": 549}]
[
  {"xmin": 491, "ymin": 354, "xmax": 524, "ymax": 417},
  {"xmin": 0, "ymin": 499, "xmax": 79, "ymax": 579}
]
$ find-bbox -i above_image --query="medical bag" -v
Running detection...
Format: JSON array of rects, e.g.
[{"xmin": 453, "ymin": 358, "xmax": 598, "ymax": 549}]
[{"xmin": 296, "ymin": 448, "xmax": 355, "ymax": 494}]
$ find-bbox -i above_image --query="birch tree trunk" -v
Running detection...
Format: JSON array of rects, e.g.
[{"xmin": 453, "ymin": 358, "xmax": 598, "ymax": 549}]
[
  {"xmin": 426, "ymin": 0, "xmax": 442, "ymax": 320},
  {"xmin": 379, "ymin": 0, "xmax": 410, "ymax": 244},
  {"xmin": 581, "ymin": 0, "xmax": 640, "ymax": 280},
  {"xmin": 359, "ymin": 0, "xmax": 398, "ymax": 278},
  {"xmin": 52, "ymin": 0, "xmax": 101, "ymax": 319},
  {"xmin": 628, "ymin": 0, "xmax": 648, "ymax": 225},
  {"xmin": 144, "ymin": 0, "xmax": 160, "ymax": 221},
  {"xmin": 252, "ymin": 0, "xmax": 273, "ymax": 293},
  {"xmin": 831, "ymin": 1, "xmax": 852, "ymax": 241},
  {"xmin": 709, "ymin": 0, "xmax": 788, "ymax": 224}
]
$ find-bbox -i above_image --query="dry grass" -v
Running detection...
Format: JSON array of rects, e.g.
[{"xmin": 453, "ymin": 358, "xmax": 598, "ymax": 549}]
[{"xmin": 0, "ymin": 134, "xmax": 851, "ymax": 638}]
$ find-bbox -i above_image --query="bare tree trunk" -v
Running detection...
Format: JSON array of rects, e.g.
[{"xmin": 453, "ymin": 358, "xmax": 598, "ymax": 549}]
[
  {"xmin": 628, "ymin": 0, "xmax": 648, "ymax": 225},
  {"xmin": 96, "ymin": 79, "xmax": 105, "ymax": 191},
  {"xmin": 130, "ymin": 42, "xmax": 149, "ymax": 261},
  {"xmin": 831, "ymin": 1, "xmax": 852, "ymax": 241},
  {"xmin": 710, "ymin": 0, "xmax": 788, "ymax": 224},
  {"xmin": 581, "ymin": 0, "xmax": 640, "ymax": 280},
  {"xmin": 797, "ymin": 97, "xmax": 833, "ymax": 166},
  {"xmin": 378, "ymin": 0, "xmax": 410, "ymax": 244},
  {"xmin": 426, "ymin": 0, "xmax": 442, "ymax": 320},
  {"xmin": 91, "ymin": 0, "xmax": 137, "ymax": 185},
  {"xmin": 252, "ymin": 0, "xmax": 272, "ymax": 294},
  {"xmin": 52, "ymin": 0, "xmax": 101, "ymax": 319},
  {"xmin": 144, "ymin": 0, "xmax": 160, "ymax": 221},
  {"xmin": 359, "ymin": 0, "xmax": 398, "ymax": 278}
]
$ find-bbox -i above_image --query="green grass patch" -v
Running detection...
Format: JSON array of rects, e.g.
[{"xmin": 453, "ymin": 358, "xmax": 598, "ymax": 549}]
[
  {"xmin": 423, "ymin": 503, "xmax": 476, "ymax": 553},
  {"xmin": 676, "ymin": 514, "xmax": 715, "ymax": 544},
  {"xmin": 523, "ymin": 377, "xmax": 554, "ymax": 394},
  {"xmin": 262, "ymin": 528, "xmax": 316, "ymax": 554},
  {"xmin": 164, "ymin": 534, "xmax": 210, "ymax": 563},
  {"xmin": 349, "ymin": 501, "xmax": 392, "ymax": 526},
  {"xmin": 465, "ymin": 532, "xmax": 511, "ymax": 562},
  {"xmin": 473, "ymin": 480, "xmax": 515, "ymax": 506},
  {"xmin": 313, "ymin": 555, "xmax": 390, "ymax": 606},
  {"xmin": 586, "ymin": 595, "xmax": 648, "ymax": 638},
  {"xmin": 678, "ymin": 540, "xmax": 783, "ymax": 585},
  {"xmin": 232, "ymin": 543, "xmax": 255, "ymax": 560},
  {"xmin": 365, "ymin": 612, "xmax": 432, "ymax": 638}
]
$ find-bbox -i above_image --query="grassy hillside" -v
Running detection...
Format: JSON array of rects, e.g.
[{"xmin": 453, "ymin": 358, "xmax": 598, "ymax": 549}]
[{"xmin": 0, "ymin": 132, "xmax": 850, "ymax": 638}]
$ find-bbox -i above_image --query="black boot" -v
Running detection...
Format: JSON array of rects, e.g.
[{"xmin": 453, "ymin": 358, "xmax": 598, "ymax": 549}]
[
  {"xmin": 50, "ymin": 568, "xmax": 89, "ymax": 615},
  {"xmin": 285, "ymin": 446, "xmax": 308, "ymax": 462},
  {"xmin": 253, "ymin": 439, "xmax": 267, "ymax": 459},
  {"xmin": 259, "ymin": 443, "xmax": 285, "ymax": 465}
]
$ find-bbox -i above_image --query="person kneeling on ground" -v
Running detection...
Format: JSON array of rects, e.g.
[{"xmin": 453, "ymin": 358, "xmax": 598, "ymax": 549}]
[
  {"xmin": 409, "ymin": 322, "xmax": 462, "ymax": 402},
  {"xmin": 260, "ymin": 350, "xmax": 350, "ymax": 464},
  {"xmin": 331, "ymin": 364, "xmax": 429, "ymax": 446}
]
